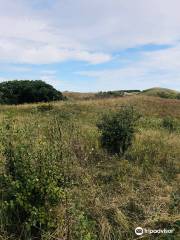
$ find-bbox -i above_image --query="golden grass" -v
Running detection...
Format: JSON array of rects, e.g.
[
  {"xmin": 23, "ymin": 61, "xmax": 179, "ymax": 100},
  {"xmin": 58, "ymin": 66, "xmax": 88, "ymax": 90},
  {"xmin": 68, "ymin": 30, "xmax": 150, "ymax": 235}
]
[
  {"xmin": 1, "ymin": 95, "xmax": 179, "ymax": 117},
  {"xmin": 0, "ymin": 95, "xmax": 179, "ymax": 239}
]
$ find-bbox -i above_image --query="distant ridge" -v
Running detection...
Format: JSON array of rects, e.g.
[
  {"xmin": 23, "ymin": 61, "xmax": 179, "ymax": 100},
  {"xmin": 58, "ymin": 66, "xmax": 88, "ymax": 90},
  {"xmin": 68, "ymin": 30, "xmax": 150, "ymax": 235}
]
[
  {"xmin": 142, "ymin": 87, "xmax": 180, "ymax": 99},
  {"xmin": 63, "ymin": 88, "xmax": 180, "ymax": 100}
]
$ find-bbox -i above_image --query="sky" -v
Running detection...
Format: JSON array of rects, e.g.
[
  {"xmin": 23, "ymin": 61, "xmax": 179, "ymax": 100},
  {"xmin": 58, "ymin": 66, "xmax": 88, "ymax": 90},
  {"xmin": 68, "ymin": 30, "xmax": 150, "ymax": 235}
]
[{"xmin": 0, "ymin": 0, "xmax": 180, "ymax": 92}]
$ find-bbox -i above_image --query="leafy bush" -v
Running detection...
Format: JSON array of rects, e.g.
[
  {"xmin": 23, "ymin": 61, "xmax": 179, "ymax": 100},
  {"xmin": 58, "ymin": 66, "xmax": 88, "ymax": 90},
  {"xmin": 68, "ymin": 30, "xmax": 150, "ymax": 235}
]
[
  {"xmin": 97, "ymin": 106, "xmax": 140, "ymax": 155},
  {"xmin": 0, "ymin": 80, "xmax": 63, "ymax": 104},
  {"xmin": 0, "ymin": 117, "xmax": 65, "ymax": 239},
  {"xmin": 162, "ymin": 116, "xmax": 177, "ymax": 132}
]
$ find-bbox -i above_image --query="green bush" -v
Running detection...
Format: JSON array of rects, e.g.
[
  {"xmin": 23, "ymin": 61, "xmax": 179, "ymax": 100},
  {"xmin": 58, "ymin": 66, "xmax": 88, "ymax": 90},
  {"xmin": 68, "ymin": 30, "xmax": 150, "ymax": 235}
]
[
  {"xmin": 0, "ymin": 80, "xmax": 63, "ymax": 104},
  {"xmin": 97, "ymin": 106, "xmax": 140, "ymax": 155},
  {"xmin": 0, "ymin": 117, "xmax": 65, "ymax": 239},
  {"xmin": 162, "ymin": 116, "xmax": 177, "ymax": 132}
]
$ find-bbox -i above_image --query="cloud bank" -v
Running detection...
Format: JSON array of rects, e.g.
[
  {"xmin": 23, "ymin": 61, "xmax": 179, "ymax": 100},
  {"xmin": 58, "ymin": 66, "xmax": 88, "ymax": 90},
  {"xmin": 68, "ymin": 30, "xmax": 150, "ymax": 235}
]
[{"xmin": 0, "ymin": 0, "xmax": 180, "ymax": 90}]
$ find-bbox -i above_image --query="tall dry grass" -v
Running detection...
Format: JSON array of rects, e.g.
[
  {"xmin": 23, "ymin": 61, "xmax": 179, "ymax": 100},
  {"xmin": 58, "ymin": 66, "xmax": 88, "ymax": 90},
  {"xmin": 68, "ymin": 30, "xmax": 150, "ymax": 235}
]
[{"xmin": 0, "ymin": 95, "xmax": 179, "ymax": 239}]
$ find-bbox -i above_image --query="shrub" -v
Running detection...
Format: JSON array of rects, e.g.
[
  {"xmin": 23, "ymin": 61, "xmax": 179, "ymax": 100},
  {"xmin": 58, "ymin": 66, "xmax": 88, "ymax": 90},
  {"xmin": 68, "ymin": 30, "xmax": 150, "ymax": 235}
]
[
  {"xmin": 97, "ymin": 106, "xmax": 140, "ymax": 155},
  {"xmin": 0, "ymin": 117, "xmax": 65, "ymax": 239},
  {"xmin": 0, "ymin": 80, "xmax": 63, "ymax": 104},
  {"xmin": 162, "ymin": 116, "xmax": 177, "ymax": 132}
]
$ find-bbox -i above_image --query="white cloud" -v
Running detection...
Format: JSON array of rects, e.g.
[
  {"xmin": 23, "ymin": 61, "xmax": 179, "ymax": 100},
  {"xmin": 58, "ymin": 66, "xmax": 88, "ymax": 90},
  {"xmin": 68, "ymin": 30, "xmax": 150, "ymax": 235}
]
[
  {"xmin": 0, "ymin": 0, "xmax": 180, "ymax": 90},
  {"xmin": 0, "ymin": 1, "xmax": 111, "ymax": 64},
  {"xmin": 0, "ymin": 0, "xmax": 180, "ymax": 65},
  {"xmin": 78, "ymin": 44, "xmax": 180, "ymax": 91},
  {"xmin": 0, "ymin": 77, "xmax": 5, "ymax": 82},
  {"xmin": 0, "ymin": 30, "xmax": 111, "ymax": 65},
  {"xmin": 39, "ymin": 70, "xmax": 75, "ymax": 91},
  {"xmin": 48, "ymin": 0, "xmax": 180, "ymax": 50}
]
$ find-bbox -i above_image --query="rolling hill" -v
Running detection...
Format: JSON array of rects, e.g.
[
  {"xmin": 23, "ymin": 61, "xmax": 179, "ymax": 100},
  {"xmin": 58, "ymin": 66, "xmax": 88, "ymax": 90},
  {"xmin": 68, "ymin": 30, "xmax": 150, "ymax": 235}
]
[{"xmin": 142, "ymin": 87, "xmax": 180, "ymax": 99}]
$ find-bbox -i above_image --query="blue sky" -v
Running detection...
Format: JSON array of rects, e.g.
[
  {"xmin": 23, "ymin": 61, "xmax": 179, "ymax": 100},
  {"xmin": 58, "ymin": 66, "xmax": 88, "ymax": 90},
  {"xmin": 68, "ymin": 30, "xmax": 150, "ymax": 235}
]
[{"xmin": 0, "ymin": 0, "xmax": 180, "ymax": 92}]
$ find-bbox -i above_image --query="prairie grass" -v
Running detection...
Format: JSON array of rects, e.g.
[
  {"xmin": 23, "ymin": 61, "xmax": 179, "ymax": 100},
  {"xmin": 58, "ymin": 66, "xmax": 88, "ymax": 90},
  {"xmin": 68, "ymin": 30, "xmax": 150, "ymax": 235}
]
[{"xmin": 0, "ymin": 95, "xmax": 180, "ymax": 239}]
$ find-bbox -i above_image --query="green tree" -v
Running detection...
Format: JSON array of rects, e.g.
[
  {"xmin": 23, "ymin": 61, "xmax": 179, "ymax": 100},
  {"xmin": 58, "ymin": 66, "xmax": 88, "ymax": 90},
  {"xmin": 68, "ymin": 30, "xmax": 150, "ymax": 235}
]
[{"xmin": 0, "ymin": 80, "xmax": 63, "ymax": 104}]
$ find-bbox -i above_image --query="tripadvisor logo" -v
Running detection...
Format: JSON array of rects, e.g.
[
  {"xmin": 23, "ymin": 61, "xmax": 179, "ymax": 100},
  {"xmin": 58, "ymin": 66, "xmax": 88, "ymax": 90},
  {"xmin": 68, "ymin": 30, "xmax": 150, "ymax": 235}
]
[
  {"xmin": 135, "ymin": 227, "xmax": 174, "ymax": 236},
  {"xmin": 135, "ymin": 227, "xmax": 143, "ymax": 236}
]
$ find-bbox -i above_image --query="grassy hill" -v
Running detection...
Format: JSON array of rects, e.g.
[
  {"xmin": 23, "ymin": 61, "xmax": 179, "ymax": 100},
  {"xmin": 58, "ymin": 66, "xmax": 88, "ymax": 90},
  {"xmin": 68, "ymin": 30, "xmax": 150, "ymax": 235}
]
[
  {"xmin": 0, "ymin": 95, "xmax": 180, "ymax": 239},
  {"xmin": 63, "ymin": 90, "xmax": 141, "ymax": 100},
  {"xmin": 64, "ymin": 88, "xmax": 180, "ymax": 101},
  {"xmin": 142, "ymin": 87, "xmax": 180, "ymax": 99}
]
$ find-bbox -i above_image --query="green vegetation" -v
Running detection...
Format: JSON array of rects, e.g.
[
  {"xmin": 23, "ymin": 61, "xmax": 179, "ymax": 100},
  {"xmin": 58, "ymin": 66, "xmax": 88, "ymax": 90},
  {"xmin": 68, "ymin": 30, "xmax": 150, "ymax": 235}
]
[
  {"xmin": 64, "ymin": 90, "xmax": 141, "ymax": 101},
  {"xmin": 1, "ymin": 117, "xmax": 64, "ymax": 239},
  {"xmin": 142, "ymin": 87, "xmax": 180, "ymax": 99},
  {"xmin": 0, "ymin": 95, "xmax": 180, "ymax": 239},
  {"xmin": 95, "ymin": 90, "xmax": 141, "ymax": 98},
  {"xmin": 162, "ymin": 116, "xmax": 178, "ymax": 132},
  {"xmin": 96, "ymin": 91, "xmax": 124, "ymax": 98},
  {"xmin": 0, "ymin": 80, "xmax": 63, "ymax": 104},
  {"xmin": 97, "ymin": 106, "xmax": 140, "ymax": 155},
  {"xmin": 64, "ymin": 88, "xmax": 180, "ymax": 101}
]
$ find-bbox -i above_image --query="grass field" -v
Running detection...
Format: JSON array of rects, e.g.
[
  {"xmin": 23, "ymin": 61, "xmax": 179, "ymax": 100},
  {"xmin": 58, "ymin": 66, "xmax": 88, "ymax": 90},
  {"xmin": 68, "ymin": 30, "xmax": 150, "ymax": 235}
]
[{"xmin": 0, "ymin": 95, "xmax": 180, "ymax": 240}]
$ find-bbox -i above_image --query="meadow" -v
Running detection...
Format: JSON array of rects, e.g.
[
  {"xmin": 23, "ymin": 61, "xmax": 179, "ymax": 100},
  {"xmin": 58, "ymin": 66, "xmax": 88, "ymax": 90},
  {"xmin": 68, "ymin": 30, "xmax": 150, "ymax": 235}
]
[{"xmin": 0, "ymin": 95, "xmax": 180, "ymax": 240}]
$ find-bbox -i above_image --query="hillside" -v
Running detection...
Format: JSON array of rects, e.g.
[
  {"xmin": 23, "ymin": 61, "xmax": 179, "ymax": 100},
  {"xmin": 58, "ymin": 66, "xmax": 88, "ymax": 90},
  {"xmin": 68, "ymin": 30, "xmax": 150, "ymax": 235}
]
[
  {"xmin": 64, "ymin": 88, "xmax": 180, "ymax": 101},
  {"xmin": 142, "ymin": 87, "xmax": 180, "ymax": 99},
  {"xmin": 0, "ymin": 95, "xmax": 180, "ymax": 240},
  {"xmin": 63, "ymin": 90, "xmax": 141, "ymax": 100}
]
